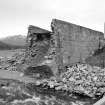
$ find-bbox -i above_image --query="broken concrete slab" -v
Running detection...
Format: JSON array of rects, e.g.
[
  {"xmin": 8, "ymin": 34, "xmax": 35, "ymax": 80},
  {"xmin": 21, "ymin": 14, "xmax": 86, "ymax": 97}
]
[{"xmin": 25, "ymin": 25, "xmax": 52, "ymax": 67}]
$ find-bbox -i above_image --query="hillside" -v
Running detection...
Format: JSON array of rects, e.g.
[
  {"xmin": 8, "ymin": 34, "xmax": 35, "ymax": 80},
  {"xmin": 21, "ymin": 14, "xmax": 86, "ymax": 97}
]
[
  {"xmin": 0, "ymin": 41, "xmax": 25, "ymax": 50},
  {"xmin": 0, "ymin": 35, "xmax": 26, "ymax": 46}
]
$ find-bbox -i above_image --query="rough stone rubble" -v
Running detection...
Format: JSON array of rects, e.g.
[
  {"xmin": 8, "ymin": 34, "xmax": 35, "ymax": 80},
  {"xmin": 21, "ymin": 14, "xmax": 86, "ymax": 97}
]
[{"xmin": 0, "ymin": 50, "xmax": 25, "ymax": 71}]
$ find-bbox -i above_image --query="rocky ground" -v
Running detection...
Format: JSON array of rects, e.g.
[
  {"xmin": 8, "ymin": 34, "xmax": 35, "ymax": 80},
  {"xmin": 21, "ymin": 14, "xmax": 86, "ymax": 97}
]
[
  {"xmin": 0, "ymin": 78, "xmax": 96, "ymax": 105},
  {"xmin": 0, "ymin": 50, "xmax": 25, "ymax": 71},
  {"xmin": 0, "ymin": 50, "xmax": 105, "ymax": 105}
]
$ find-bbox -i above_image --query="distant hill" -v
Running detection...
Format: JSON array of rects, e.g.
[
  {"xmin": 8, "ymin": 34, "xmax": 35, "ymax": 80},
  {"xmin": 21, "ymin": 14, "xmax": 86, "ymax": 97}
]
[
  {"xmin": 0, "ymin": 41, "xmax": 25, "ymax": 50},
  {"xmin": 0, "ymin": 35, "xmax": 26, "ymax": 46}
]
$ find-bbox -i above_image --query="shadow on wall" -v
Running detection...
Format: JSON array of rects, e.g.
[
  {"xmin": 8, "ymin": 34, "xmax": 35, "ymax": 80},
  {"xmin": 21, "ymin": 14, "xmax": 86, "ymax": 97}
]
[
  {"xmin": 24, "ymin": 65, "xmax": 54, "ymax": 79},
  {"xmin": 86, "ymin": 45, "xmax": 105, "ymax": 68}
]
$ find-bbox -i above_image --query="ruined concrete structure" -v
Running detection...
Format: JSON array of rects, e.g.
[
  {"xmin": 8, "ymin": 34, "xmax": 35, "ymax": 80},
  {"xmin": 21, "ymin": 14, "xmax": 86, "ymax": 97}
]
[
  {"xmin": 26, "ymin": 19, "xmax": 105, "ymax": 74},
  {"xmin": 51, "ymin": 19, "xmax": 104, "ymax": 66},
  {"xmin": 25, "ymin": 25, "xmax": 52, "ymax": 67}
]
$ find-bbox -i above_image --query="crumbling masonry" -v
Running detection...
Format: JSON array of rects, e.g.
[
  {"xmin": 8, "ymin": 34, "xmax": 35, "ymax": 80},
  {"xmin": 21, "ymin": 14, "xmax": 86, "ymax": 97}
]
[{"xmin": 25, "ymin": 19, "xmax": 105, "ymax": 75}]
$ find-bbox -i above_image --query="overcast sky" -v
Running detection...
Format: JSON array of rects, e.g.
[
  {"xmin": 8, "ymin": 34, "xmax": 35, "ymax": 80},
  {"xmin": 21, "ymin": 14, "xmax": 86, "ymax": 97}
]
[{"xmin": 0, "ymin": 0, "xmax": 105, "ymax": 38}]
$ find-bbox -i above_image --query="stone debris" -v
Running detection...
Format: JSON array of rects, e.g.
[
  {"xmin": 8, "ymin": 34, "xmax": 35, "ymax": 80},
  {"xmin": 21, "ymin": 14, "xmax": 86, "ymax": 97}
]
[
  {"xmin": 61, "ymin": 63, "xmax": 105, "ymax": 97},
  {"xmin": 0, "ymin": 50, "xmax": 25, "ymax": 72},
  {"xmin": 0, "ymin": 79, "xmax": 85, "ymax": 105},
  {"xmin": 25, "ymin": 25, "xmax": 52, "ymax": 67},
  {"xmin": 33, "ymin": 63, "xmax": 105, "ymax": 98},
  {"xmin": 1, "ymin": 50, "xmax": 105, "ymax": 99}
]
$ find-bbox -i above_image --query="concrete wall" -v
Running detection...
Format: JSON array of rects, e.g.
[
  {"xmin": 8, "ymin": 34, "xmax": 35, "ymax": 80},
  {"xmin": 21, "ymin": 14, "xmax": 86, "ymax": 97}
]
[
  {"xmin": 25, "ymin": 20, "xmax": 105, "ymax": 74},
  {"xmin": 25, "ymin": 25, "xmax": 51, "ymax": 67},
  {"xmin": 51, "ymin": 19, "xmax": 104, "ymax": 66}
]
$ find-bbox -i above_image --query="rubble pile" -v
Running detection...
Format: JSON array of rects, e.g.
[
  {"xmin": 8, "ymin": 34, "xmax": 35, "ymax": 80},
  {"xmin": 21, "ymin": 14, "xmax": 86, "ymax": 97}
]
[
  {"xmin": 34, "ymin": 63, "xmax": 105, "ymax": 98},
  {"xmin": 1, "ymin": 50, "xmax": 105, "ymax": 99},
  {"xmin": 61, "ymin": 63, "xmax": 105, "ymax": 97},
  {"xmin": 0, "ymin": 51, "xmax": 25, "ymax": 71}
]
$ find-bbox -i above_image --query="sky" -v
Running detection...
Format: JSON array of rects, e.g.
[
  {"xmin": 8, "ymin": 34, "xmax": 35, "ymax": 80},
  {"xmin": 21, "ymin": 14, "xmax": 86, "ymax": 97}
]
[{"xmin": 0, "ymin": 0, "xmax": 105, "ymax": 38}]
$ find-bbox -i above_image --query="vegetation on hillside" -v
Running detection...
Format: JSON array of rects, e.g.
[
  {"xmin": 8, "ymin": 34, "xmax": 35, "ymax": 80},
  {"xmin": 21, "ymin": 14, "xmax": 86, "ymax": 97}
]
[{"xmin": 0, "ymin": 41, "xmax": 25, "ymax": 50}]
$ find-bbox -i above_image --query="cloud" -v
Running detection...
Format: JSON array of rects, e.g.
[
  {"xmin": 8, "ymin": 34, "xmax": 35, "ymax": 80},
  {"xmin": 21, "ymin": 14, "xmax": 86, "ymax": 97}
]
[{"xmin": 0, "ymin": 0, "xmax": 104, "ymax": 37}]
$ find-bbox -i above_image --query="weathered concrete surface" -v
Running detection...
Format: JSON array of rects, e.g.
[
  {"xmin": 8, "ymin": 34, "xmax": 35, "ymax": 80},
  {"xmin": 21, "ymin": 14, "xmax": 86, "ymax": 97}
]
[
  {"xmin": 51, "ymin": 19, "xmax": 105, "ymax": 68},
  {"xmin": 25, "ymin": 25, "xmax": 59, "ymax": 75},
  {"xmin": 86, "ymin": 46, "xmax": 105, "ymax": 68},
  {"xmin": 25, "ymin": 25, "xmax": 51, "ymax": 67}
]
